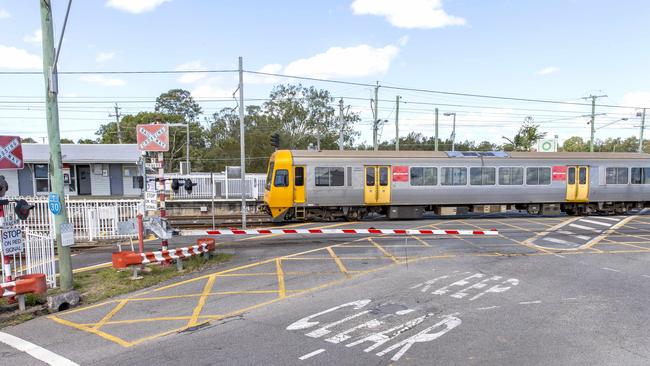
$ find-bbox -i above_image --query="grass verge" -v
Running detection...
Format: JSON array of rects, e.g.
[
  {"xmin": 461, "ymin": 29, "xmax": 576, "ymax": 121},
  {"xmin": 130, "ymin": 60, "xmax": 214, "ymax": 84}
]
[{"xmin": 0, "ymin": 253, "xmax": 233, "ymax": 327}]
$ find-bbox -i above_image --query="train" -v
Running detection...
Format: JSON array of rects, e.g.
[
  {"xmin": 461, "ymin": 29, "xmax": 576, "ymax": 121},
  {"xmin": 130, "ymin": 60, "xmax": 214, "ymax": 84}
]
[{"xmin": 261, "ymin": 149, "xmax": 650, "ymax": 222}]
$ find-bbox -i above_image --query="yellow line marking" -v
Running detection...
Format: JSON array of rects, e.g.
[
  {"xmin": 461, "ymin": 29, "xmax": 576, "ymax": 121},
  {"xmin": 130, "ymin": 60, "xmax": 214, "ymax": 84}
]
[
  {"xmin": 410, "ymin": 236, "xmax": 431, "ymax": 247},
  {"xmin": 520, "ymin": 216, "xmax": 581, "ymax": 252},
  {"xmin": 187, "ymin": 275, "xmax": 217, "ymax": 327},
  {"xmin": 326, "ymin": 247, "xmax": 350, "ymax": 278},
  {"xmin": 276, "ymin": 258, "xmax": 286, "ymax": 298},
  {"xmin": 48, "ymin": 315, "xmax": 133, "ymax": 347},
  {"xmin": 73, "ymin": 262, "xmax": 113, "ymax": 273},
  {"xmin": 131, "ymin": 326, "xmax": 188, "ymax": 346},
  {"xmin": 93, "ymin": 300, "xmax": 129, "ymax": 330},
  {"xmin": 580, "ymin": 214, "xmax": 642, "ymax": 250},
  {"xmin": 81, "ymin": 316, "xmax": 193, "ymax": 326},
  {"xmin": 368, "ymin": 238, "xmax": 399, "ymax": 263}
]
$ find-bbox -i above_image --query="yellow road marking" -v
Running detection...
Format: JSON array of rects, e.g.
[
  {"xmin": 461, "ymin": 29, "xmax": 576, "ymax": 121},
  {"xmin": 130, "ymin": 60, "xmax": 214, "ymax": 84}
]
[
  {"xmin": 368, "ymin": 238, "xmax": 399, "ymax": 263},
  {"xmin": 326, "ymin": 247, "xmax": 350, "ymax": 278},
  {"xmin": 410, "ymin": 236, "xmax": 431, "ymax": 247},
  {"xmin": 49, "ymin": 315, "xmax": 133, "ymax": 347},
  {"xmin": 519, "ymin": 216, "xmax": 580, "ymax": 252},
  {"xmin": 276, "ymin": 258, "xmax": 286, "ymax": 298},
  {"xmin": 580, "ymin": 214, "xmax": 642, "ymax": 250},
  {"xmin": 93, "ymin": 300, "xmax": 128, "ymax": 330},
  {"xmin": 187, "ymin": 274, "xmax": 217, "ymax": 327}
]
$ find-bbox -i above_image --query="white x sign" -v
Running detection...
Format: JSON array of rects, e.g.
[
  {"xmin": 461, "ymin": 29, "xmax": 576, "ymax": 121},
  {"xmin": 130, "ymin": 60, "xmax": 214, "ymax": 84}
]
[
  {"xmin": 0, "ymin": 138, "xmax": 22, "ymax": 168},
  {"xmin": 138, "ymin": 126, "xmax": 168, "ymax": 150}
]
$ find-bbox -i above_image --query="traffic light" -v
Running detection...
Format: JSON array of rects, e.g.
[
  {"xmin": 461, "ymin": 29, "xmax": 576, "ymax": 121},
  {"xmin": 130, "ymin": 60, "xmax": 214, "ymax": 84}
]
[
  {"xmin": 184, "ymin": 179, "xmax": 197, "ymax": 194},
  {"xmin": 14, "ymin": 199, "xmax": 34, "ymax": 220},
  {"xmin": 0, "ymin": 175, "xmax": 7, "ymax": 198},
  {"xmin": 171, "ymin": 178, "xmax": 181, "ymax": 193},
  {"xmin": 270, "ymin": 133, "xmax": 280, "ymax": 149}
]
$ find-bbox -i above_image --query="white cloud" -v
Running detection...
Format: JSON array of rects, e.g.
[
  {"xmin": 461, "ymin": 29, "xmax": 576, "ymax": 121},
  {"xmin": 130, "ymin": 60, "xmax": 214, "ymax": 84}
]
[
  {"xmin": 537, "ymin": 66, "xmax": 558, "ymax": 75},
  {"xmin": 96, "ymin": 52, "xmax": 116, "ymax": 63},
  {"xmin": 79, "ymin": 75, "xmax": 126, "ymax": 87},
  {"xmin": 620, "ymin": 91, "xmax": 650, "ymax": 109},
  {"xmin": 0, "ymin": 9, "xmax": 10, "ymax": 19},
  {"xmin": 0, "ymin": 45, "xmax": 41, "ymax": 69},
  {"xmin": 351, "ymin": 0, "xmax": 466, "ymax": 29},
  {"xmin": 106, "ymin": 0, "xmax": 171, "ymax": 14},
  {"xmin": 247, "ymin": 63, "xmax": 283, "ymax": 84},
  {"xmin": 191, "ymin": 77, "xmax": 235, "ymax": 99},
  {"xmin": 23, "ymin": 29, "xmax": 42, "ymax": 44},
  {"xmin": 175, "ymin": 60, "xmax": 207, "ymax": 84}
]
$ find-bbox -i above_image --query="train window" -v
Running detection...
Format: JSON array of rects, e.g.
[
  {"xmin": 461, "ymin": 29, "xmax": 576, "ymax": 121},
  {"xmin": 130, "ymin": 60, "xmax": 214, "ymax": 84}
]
[
  {"xmin": 498, "ymin": 167, "xmax": 523, "ymax": 185},
  {"xmin": 316, "ymin": 167, "xmax": 345, "ymax": 187},
  {"xmin": 410, "ymin": 167, "xmax": 437, "ymax": 186},
  {"xmin": 470, "ymin": 167, "xmax": 496, "ymax": 185},
  {"xmin": 265, "ymin": 162, "xmax": 275, "ymax": 190},
  {"xmin": 567, "ymin": 167, "xmax": 576, "ymax": 184},
  {"xmin": 441, "ymin": 167, "xmax": 467, "ymax": 186},
  {"xmin": 347, "ymin": 167, "xmax": 352, "ymax": 186},
  {"xmin": 379, "ymin": 167, "xmax": 389, "ymax": 186},
  {"xmin": 274, "ymin": 169, "xmax": 289, "ymax": 187},
  {"xmin": 526, "ymin": 167, "xmax": 551, "ymax": 185},
  {"xmin": 631, "ymin": 168, "xmax": 650, "ymax": 184},
  {"xmin": 366, "ymin": 167, "xmax": 375, "ymax": 186},
  {"xmin": 294, "ymin": 167, "xmax": 304, "ymax": 186},
  {"xmin": 578, "ymin": 167, "xmax": 587, "ymax": 184},
  {"xmin": 606, "ymin": 167, "xmax": 628, "ymax": 184}
]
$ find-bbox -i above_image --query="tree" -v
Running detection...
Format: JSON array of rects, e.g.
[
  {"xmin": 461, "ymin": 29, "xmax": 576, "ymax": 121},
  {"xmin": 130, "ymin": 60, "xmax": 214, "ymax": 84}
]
[
  {"xmin": 502, "ymin": 117, "xmax": 546, "ymax": 151},
  {"xmin": 155, "ymin": 89, "xmax": 202, "ymax": 121},
  {"xmin": 562, "ymin": 136, "xmax": 587, "ymax": 152},
  {"xmin": 21, "ymin": 137, "xmax": 37, "ymax": 143},
  {"xmin": 60, "ymin": 138, "xmax": 74, "ymax": 144},
  {"xmin": 77, "ymin": 138, "xmax": 98, "ymax": 144}
]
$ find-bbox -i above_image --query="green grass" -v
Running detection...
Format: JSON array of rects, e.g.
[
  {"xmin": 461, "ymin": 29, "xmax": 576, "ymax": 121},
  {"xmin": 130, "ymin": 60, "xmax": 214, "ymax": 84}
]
[{"xmin": 73, "ymin": 253, "xmax": 233, "ymax": 304}]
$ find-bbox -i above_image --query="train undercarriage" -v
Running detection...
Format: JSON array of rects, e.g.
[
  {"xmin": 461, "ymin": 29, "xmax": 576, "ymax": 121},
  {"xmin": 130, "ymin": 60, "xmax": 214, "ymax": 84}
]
[{"xmin": 265, "ymin": 201, "xmax": 649, "ymax": 222}]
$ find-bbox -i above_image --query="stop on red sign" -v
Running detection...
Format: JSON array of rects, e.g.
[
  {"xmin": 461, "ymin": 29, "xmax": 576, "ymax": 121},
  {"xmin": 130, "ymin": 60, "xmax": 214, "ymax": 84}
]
[
  {"xmin": 136, "ymin": 124, "xmax": 170, "ymax": 152},
  {"xmin": 0, "ymin": 135, "xmax": 24, "ymax": 170}
]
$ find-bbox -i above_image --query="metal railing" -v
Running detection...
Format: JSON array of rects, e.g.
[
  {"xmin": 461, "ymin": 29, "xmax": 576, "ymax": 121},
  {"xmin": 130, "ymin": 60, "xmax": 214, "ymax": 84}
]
[
  {"xmin": 0, "ymin": 230, "xmax": 57, "ymax": 288},
  {"xmin": 164, "ymin": 173, "xmax": 266, "ymax": 201}
]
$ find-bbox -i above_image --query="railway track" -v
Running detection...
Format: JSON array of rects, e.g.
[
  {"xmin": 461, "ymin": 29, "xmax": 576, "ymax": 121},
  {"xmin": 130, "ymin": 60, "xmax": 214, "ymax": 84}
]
[{"xmin": 168, "ymin": 214, "xmax": 272, "ymax": 228}]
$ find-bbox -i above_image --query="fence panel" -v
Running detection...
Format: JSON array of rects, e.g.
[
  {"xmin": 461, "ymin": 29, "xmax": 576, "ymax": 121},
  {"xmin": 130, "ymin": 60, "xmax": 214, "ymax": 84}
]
[
  {"xmin": 24, "ymin": 231, "xmax": 57, "ymax": 288},
  {"xmin": 164, "ymin": 173, "xmax": 266, "ymax": 201}
]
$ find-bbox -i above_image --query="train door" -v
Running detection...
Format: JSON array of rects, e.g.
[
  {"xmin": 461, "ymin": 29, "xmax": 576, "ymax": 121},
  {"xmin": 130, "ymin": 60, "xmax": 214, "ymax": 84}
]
[
  {"xmin": 294, "ymin": 166, "xmax": 305, "ymax": 203},
  {"xmin": 565, "ymin": 165, "xmax": 589, "ymax": 202},
  {"xmin": 364, "ymin": 166, "xmax": 391, "ymax": 205}
]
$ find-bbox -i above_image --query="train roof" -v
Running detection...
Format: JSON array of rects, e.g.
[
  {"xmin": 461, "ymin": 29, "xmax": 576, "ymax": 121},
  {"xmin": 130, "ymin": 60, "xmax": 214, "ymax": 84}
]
[{"xmin": 287, "ymin": 150, "xmax": 650, "ymax": 160}]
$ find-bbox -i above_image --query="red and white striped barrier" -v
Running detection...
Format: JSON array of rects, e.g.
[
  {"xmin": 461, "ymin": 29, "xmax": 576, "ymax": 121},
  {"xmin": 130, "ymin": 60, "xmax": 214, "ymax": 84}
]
[
  {"xmin": 0, "ymin": 274, "xmax": 47, "ymax": 298},
  {"xmin": 112, "ymin": 238, "xmax": 215, "ymax": 269},
  {"xmin": 181, "ymin": 228, "xmax": 499, "ymax": 236}
]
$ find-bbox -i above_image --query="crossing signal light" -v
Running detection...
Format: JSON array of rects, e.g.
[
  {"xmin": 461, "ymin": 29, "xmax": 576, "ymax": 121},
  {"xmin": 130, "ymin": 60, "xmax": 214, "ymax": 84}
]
[
  {"xmin": 171, "ymin": 178, "xmax": 181, "ymax": 193},
  {"xmin": 270, "ymin": 133, "xmax": 280, "ymax": 149},
  {"xmin": 184, "ymin": 178, "xmax": 197, "ymax": 194},
  {"xmin": 0, "ymin": 175, "xmax": 7, "ymax": 198},
  {"xmin": 14, "ymin": 199, "xmax": 34, "ymax": 220}
]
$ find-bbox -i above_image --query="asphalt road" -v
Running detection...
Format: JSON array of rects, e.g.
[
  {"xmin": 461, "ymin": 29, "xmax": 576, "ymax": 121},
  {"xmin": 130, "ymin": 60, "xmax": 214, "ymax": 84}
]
[{"xmin": 2, "ymin": 212, "xmax": 649, "ymax": 365}]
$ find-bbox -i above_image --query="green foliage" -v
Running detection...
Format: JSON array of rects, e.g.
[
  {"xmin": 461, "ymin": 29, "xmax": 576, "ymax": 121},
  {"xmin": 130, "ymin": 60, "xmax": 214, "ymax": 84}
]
[
  {"xmin": 21, "ymin": 137, "xmax": 37, "ymax": 143},
  {"xmin": 562, "ymin": 136, "xmax": 587, "ymax": 152},
  {"xmin": 60, "ymin": 138, "xmax": 74, "ymax": 144},
  {"xmin": 77, "ymin": 138, "xmax": 98, "ymax": 144},
  {"xmin": 502, "ymin": 117, "xmax": 547, "ymax": 151}
]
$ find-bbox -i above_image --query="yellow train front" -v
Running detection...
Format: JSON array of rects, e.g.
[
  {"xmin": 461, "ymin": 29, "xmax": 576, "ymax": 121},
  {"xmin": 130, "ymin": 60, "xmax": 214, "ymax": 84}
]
[{"xmin": 263, "ymin": 149, "xmax": 650, "ymax": 222}]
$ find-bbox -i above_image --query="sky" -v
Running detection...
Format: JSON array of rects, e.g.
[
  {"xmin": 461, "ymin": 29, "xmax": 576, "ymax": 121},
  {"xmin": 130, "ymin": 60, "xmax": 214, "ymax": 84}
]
[{"xmin": 1, "ymin": 0, "xmax": 650, "ymax": 148}]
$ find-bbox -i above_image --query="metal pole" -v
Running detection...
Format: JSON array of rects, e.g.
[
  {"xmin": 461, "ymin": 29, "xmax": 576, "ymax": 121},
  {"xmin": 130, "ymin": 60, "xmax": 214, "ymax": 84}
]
[
  {"xmin": 0, "ymin": 208, "xmax": 11, "ymax": 284},
  {"xmin": 395, "ymin": 95, "xmax": 400, "ymax": 151},
  {"xmin": 113, "ymin": 103, "xmax": 122, "ymax": 144},
  {"xmin": 589, "ymin": 96, "xmax": 596, "ymax": 152},
  {"xmin": 451, "ymin": 113, "xmax": 456, "ymax": 152},
  {"xmin": 40, "ymin": 0, "xmax": 72, "ymax": 291},
  {"xmin": 157, "ymin": 152, "xmax": 167, "ymax": 251},
  {"xmin": 210, "ymin": 172, "xmax": 215, "ymax": 230},
  {"xmin": 639, "ymin": 108, "xmax": 646, "ymax": 153},
  {"xmin": 186, "ymin": 122, "xmax": 190, "ymax": 173},
  {"xmin": 434, "ymin": 108, "xmax": 439, "ymax": 151},
  {"xmin": 373, "ymin": 82, "xmax": 379, "ymax": 151},
  {"xmin": 238, "ymin": 57, "xmax": 247, "ymax": 229},
  {"xmin": 338, "ymin": 98, "xmax": 344, "ymax": 150}
]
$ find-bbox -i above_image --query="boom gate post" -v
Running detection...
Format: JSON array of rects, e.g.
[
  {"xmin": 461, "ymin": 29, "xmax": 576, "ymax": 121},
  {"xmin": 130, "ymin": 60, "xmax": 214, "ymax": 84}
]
[{"xmin": 157, "ymin": 152, "xmax": 168, "ymax": 251}]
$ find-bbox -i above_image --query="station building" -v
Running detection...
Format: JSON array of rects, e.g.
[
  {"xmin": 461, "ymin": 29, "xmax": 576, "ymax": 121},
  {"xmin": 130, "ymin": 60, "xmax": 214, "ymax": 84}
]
[{"xmin": 2, "ymin": 144, "xmax": 142, "ymax": 198}]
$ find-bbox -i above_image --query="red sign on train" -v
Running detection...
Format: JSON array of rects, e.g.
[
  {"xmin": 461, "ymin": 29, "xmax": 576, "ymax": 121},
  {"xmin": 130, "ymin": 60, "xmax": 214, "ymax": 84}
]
[
  {"xmin": 136, "ymin": 124, "xmax": 169, "ymax": 152},
  {"xmin": 392, "ymin": 166, "xmax": 409, "ymax": 182},
  {"xmin": 552, "ymin": 166, "xmax": 567, "ymax": 181},
  {"xmin": 0, "ymin": 136, "xmax": 24, "ymax": 170}
]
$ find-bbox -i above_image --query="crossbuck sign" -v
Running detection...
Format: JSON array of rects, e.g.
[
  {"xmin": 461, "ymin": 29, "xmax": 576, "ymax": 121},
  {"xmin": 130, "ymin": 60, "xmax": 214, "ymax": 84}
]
[
  {"xmin": 0, "ymin": 136, "xmax": 24, "ymax": 170},
  {"xmin": 136, "ymin": 124, "xmax": 170, "ymax": 152}
]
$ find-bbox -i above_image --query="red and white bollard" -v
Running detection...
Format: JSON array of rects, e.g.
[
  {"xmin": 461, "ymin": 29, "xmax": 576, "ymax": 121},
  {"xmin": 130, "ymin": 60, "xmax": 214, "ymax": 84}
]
[{"xmin": 157, "ymin": 152, "xmax": 168, "ymax": 251}]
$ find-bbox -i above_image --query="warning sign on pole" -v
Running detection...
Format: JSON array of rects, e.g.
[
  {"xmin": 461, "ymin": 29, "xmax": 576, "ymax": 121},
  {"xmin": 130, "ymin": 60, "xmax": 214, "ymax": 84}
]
[
  {"xmin": 0, "ymin": 136, "xmax": 24, "ymax": 170},
  {"xmin": 1, "ymin": 225, "xmax": 24, "ymax": 256},
  {"xmin": 136, "ymin": 124, "xmax": 170, "ymax": 152}
]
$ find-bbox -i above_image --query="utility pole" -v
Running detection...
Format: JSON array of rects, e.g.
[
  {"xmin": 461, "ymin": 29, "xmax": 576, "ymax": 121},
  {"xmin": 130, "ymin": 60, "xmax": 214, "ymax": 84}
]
[
  {"xmin": 238, "ymin": 56, "xmax": 247, "ymax": 229},
  {"xmin": 109, "ymin": 103, "xmax": 123, "ymax": 144},
  {"xmin": 444, "ymin": 112, "xmax": 457, "ymax": 151},
  {"xmin": 585, "ymin": 94, "xmax": 607, "ymax": 152},
  {"xmin": 40, "ymin": 0, "xmax": 73, "ymax": 291},
  {"xmin": 395, "ymin": 95, "xmax": 400, "ymax": 151},
  {"xmin": 373, "ymin": 82, "xmax": 379, "ymax": 151},
  {"xmin": 338, "ymin": 98, "xmax": 344, "ymax": 150},
  {"xmin": 639, "ymin": 108, "xmax": 646, "ymax": 153},
  {"xmin": 434, "ymin": 108, "xmax": 439, "ymax": 151}
]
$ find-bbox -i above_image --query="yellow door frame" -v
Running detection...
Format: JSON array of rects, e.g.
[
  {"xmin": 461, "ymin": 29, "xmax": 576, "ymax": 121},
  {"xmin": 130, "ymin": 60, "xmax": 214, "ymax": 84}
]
[
  {"xmin": 293, "ymin": 165, "xmax": 305, "ymax": 203},
  {"xmin": 364, "ymin": 165, "xmax": 391, "ymax": 205},
  {"xmin": 566, "ymin": 165, "xmax": 589, "ymax": 202}
]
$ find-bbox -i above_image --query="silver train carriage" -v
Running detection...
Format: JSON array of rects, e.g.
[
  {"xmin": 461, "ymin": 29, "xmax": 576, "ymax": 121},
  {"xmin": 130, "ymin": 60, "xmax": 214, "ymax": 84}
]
[{"xmin": 262, "ymin": 150, "xmax": 650, "ymax": 221}]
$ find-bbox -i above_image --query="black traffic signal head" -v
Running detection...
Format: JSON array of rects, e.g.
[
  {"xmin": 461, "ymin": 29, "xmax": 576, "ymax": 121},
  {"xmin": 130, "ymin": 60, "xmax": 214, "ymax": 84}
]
[
  {"xmin": 171, "ymin": 178, "xmax": 181, "ymax": 193},
  {"xmin": 184, "ymin": 178, "xmax": 197, "ymax": 194},
  {"xmin": 270, "ymin": 133, "xmax": 280, "ymax": 149},
  {"xmin": 0, "ymin": 175, "xmax": 7, "ymax": 198},
  {"xmin": 14, "ymin": 199, "xmax": 34, "ymax": 220}
]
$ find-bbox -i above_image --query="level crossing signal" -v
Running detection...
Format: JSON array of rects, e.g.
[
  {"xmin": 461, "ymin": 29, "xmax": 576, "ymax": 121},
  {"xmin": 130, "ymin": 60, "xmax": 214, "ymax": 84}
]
[
  {"xmin": 270, "ymin": 133, "xmax": 280, "ymax": 149},
  {"xmin": 0, "ymin": 176, "xmax": 34, "ymax": 220},
  {"xmin": 171, "ymin": 178, "xmax": 197, "ymax": 194}
]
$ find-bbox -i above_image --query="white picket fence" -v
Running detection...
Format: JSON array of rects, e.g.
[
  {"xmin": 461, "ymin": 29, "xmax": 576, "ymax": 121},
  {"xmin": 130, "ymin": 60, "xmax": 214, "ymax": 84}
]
[
  {"xmin": 163, "ymin": 173, "xmax": 266, "ymax": 201},
  {"xmin": 0, "ymin": 228, "xmax": 57, "ymax": 288},
  {"xmin": 5, "ymin": 197, "xmax": 144, "ymax": 241}
]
